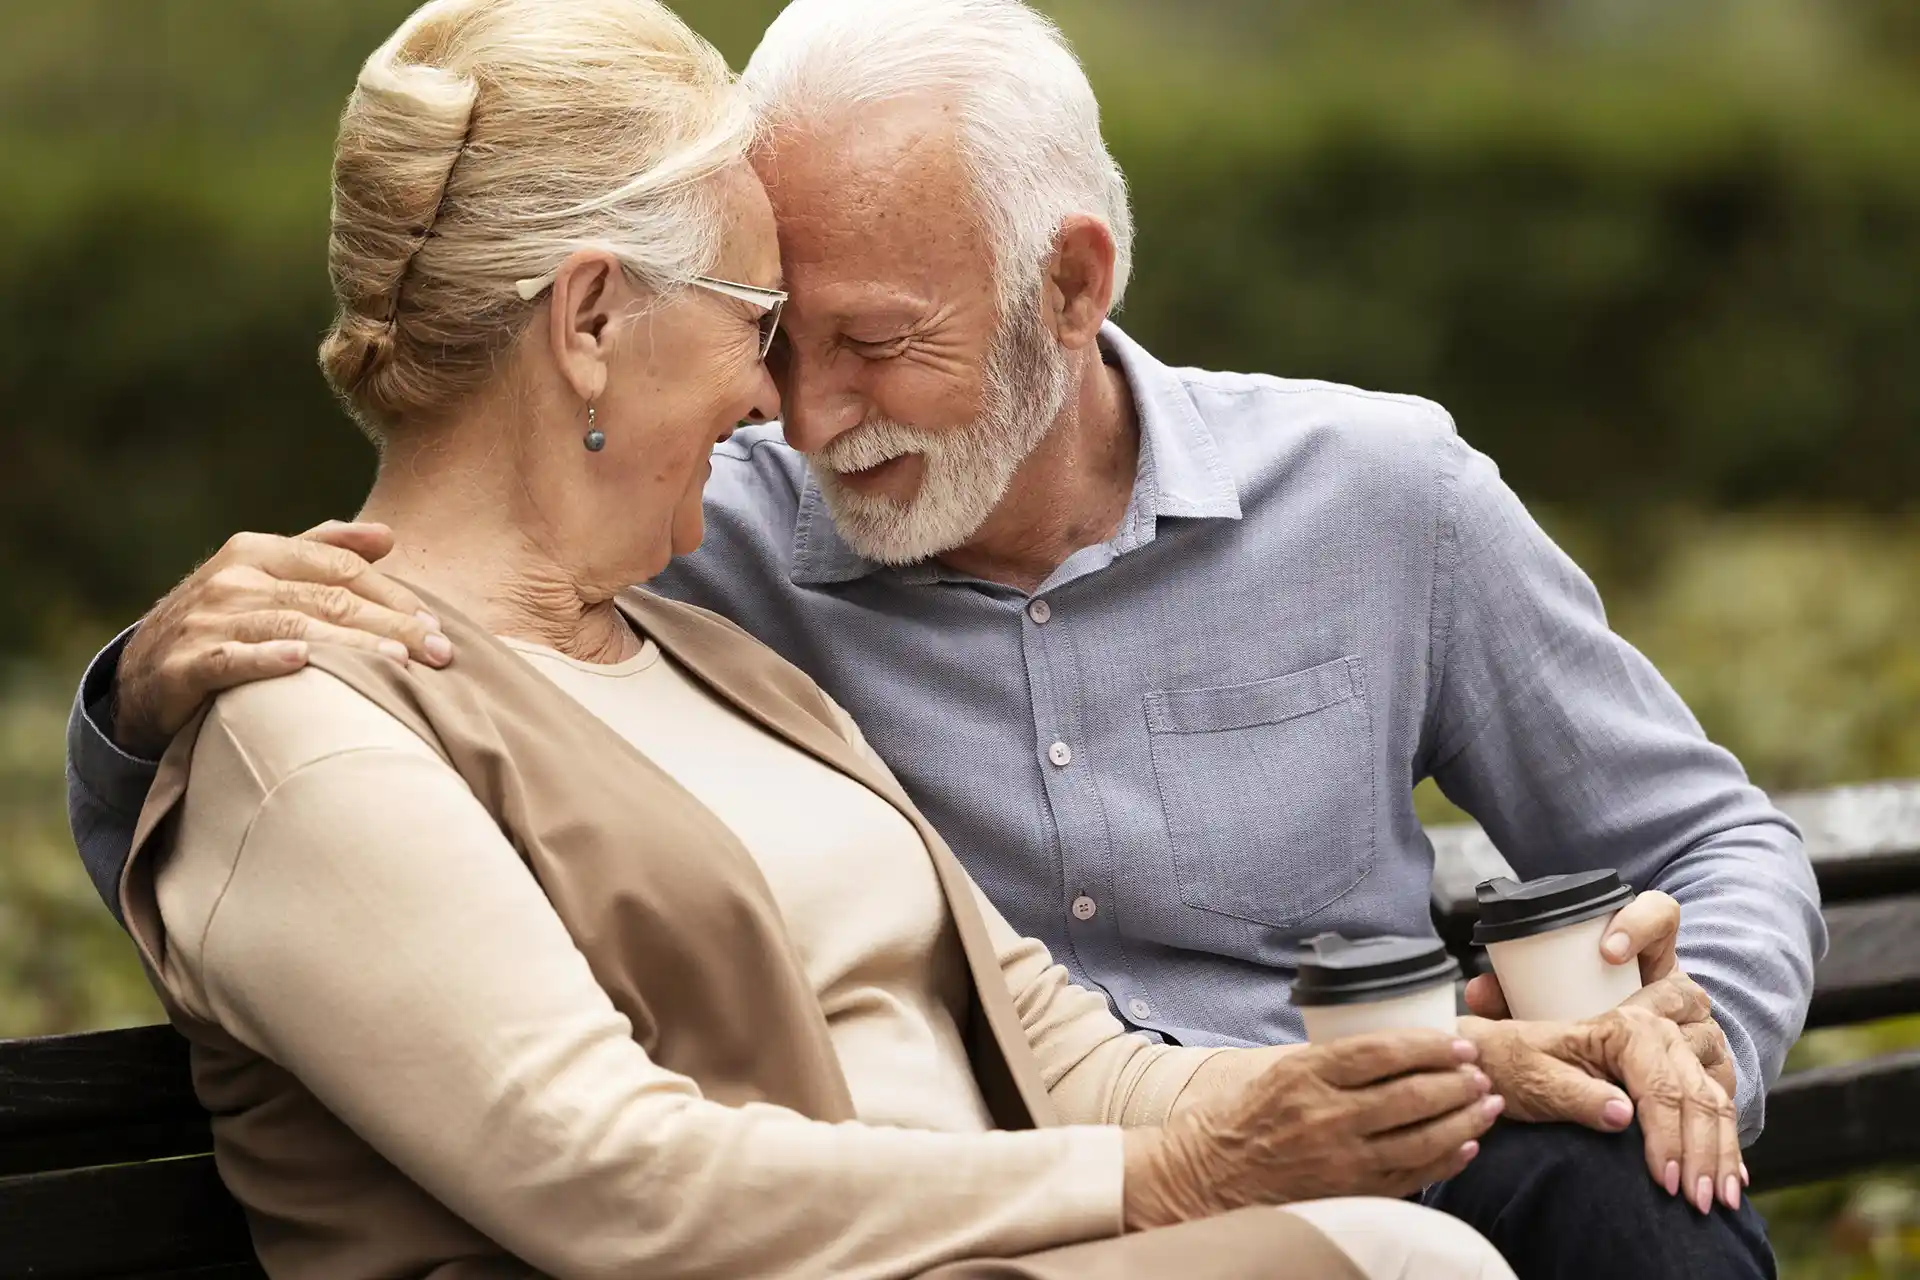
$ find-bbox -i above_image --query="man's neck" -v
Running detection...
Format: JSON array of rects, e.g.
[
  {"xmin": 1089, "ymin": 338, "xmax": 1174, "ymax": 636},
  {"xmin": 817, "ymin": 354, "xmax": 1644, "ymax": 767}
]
[{"xmin": 935, "ymin": 351, "xmax": 1140, "ymax": 595}]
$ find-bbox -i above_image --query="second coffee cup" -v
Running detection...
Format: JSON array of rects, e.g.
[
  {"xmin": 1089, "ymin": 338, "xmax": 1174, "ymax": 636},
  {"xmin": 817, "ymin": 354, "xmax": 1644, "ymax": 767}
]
[
  {"xmin": 1471, "ymin": 869, "xmax": 1644, "ymax": 1023},
  {"xmin": 1290, "ymin": 933, "xmax": 1463, "ymax": 1044}
]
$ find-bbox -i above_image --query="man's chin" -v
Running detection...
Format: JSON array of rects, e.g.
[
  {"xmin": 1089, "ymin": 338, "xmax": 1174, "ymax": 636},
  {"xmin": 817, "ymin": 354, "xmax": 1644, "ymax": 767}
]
[{"xmin": 816, "ymin": 482, "xmax": 980, "ymax": 567}]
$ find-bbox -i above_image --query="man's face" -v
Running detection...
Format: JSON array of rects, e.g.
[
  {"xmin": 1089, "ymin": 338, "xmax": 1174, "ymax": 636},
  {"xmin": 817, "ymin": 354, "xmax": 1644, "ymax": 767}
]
[{"xmin": 754, "ymin": 100, "xmax": 1073, "ymax": 565}]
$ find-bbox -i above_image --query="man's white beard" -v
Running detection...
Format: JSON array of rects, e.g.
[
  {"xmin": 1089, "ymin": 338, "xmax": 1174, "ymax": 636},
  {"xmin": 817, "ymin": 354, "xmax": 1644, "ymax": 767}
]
[{"xmin": 811, "ymin": 301, "xmax": 1077, "ymax": 566}]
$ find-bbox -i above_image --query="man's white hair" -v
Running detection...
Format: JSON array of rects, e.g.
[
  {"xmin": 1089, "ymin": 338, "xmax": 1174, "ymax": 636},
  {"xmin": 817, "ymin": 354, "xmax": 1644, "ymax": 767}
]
[{"xmin": 742, "ymin": 0, "xmax": 1133, "ymax": 312}]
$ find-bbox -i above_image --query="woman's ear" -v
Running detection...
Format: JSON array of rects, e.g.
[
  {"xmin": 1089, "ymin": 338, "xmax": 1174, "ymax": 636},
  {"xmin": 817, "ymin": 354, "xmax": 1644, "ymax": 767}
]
[
  {"xmin": 1043, "ymin": 215, "xmax": 1117, "ymax": 352},
  {"xmin": 545, "ymin": 250, "xmax": 621, "ymax": 405}
]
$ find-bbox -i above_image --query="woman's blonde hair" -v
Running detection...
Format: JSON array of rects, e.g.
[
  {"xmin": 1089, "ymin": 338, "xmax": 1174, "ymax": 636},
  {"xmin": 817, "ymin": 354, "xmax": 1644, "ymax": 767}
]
[{"xmin": 318, "ymin": 0, "xmax": 751, "ymax": 438}]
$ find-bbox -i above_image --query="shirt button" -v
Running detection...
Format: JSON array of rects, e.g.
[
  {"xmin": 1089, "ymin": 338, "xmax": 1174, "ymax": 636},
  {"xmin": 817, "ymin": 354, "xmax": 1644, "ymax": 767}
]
[
  {"xmin": 1047, "ymin": 740, "xmax": 1073, "ymax": 767},
  {"xmin": 1127, "ymin": 997, "xmax": 1155, "ymax": 1022},
  {"xmin": 1071, "ymin": 895, "xmax": 1097, "ymax": 921},
  {"xmin": 1028, "ymin": 599, "xmax": 1052, "ymax": 624}
]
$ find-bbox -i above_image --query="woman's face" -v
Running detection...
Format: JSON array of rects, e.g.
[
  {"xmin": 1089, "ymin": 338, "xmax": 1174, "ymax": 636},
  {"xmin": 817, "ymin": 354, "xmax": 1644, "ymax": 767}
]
[{"xmin": 535, "ymin": 164, "xmax": 783, "ymax": 589}]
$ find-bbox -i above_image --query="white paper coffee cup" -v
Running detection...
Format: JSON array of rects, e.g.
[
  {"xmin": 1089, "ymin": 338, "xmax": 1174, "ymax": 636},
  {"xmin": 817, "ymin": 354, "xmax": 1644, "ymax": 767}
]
[
  {"xmin": 1291, "ymin": 934, "xmax": 1463, "ymax": 1045},
  {"xmin": 1472, "ymin": 871, "xmax": 1644, "ymax": 1023}
]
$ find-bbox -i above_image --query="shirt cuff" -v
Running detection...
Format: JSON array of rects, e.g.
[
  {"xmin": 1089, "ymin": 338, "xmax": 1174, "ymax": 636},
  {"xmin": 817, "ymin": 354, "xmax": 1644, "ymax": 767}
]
[{"xmin": 67, "ymin": 624, "xmax": 161, "ymax": 816}]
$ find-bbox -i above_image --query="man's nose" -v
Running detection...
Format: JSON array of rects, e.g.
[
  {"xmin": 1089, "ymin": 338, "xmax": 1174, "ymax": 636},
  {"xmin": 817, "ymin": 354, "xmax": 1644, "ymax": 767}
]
[{"xmin": 777, "ymin": 348, "xmax": 865, "ymax": 455}]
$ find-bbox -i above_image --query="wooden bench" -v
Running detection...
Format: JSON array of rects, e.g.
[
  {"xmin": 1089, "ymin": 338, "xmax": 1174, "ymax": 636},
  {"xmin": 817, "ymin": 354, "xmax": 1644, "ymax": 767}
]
[{"xmin": 4, "ymin": 779, "xmax": 1917, "ymax": 1278}]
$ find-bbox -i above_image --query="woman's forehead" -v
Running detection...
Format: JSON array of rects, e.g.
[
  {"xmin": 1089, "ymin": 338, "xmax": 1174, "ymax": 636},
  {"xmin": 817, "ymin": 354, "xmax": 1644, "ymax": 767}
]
[{"xmin": 712, "ymin": 165, "xmax": 784, "ymax": 287}]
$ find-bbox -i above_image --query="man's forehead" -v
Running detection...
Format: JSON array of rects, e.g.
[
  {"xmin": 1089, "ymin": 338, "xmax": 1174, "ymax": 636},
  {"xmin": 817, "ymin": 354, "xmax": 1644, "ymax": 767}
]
[{"xmin": 755, "ymin": 100, "xmax": 987, "ymax": 301}]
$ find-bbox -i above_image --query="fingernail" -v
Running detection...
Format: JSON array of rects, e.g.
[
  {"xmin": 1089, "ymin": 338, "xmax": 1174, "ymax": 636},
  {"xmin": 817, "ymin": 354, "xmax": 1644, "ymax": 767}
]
[
  {"xmin": 379, "ymin": 639, "xmax": 409, "ymax": 662},
  {"xmin": 424, "ymin": 633, "xmax": 453, "ymax": 664},
  {"xmin": 415, "ymin": 610, "xmax": 442, "ymax": 631},
  {"xmin": 1695, "ymin": 1176, "xmax": 1713, "ymax": 1215},
  {"xmin": 1724, "ymin": 1175, "xmax": 1741, "ymax": 1211},
  {"xmin": 1739, "ymin": 1162, "xmax": 1750, "ymax": 1188},
  {"xmin": 1604, "ymin": 931, "xmax": 1632, "ymax": 961},
  {"xmin": 1482, "ymin": 1094, "xmax": 1506, "ymax": 1120},
  {"xmin": 1664, "ymin": 1161, "xmax": 1681, "ymax": 1196},
  {"xmin": 1601, "ymin": 1097, "xmax": 1633, "ymax": 1129},
  {"xmin": 1459, "ymin": 1140, "xmax": 1480, "ymax": 1162},
  {"xmin": 1451, "ymin": 1039, "xmax": 1479, "ymax": 1062}
]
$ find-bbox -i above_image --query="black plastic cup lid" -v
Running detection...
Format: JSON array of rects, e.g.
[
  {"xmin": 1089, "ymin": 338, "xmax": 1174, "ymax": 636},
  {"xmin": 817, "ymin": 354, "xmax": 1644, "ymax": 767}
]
[
  {"xmin": 1290, "ymin": 934, "xmax": 1462, "ymax": 1008},
  {"xmin": 1470, "ymin": 870, "xmax": 1634, "ymax": 946}
]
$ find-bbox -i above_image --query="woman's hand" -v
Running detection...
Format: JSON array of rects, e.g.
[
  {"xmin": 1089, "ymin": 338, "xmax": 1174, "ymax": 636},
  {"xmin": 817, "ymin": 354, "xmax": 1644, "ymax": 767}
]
[
  {"xmin": 1465, "ymin": 890, "xmax": 1734, "ymax": 1097},
  {"xmin": 1122, "ymin": 1030, "xmax": 1504, "ymax": 1230},
  {"xmin": 1462, "ymin": 972, "xmax": 1744, "ymax": 1216}
]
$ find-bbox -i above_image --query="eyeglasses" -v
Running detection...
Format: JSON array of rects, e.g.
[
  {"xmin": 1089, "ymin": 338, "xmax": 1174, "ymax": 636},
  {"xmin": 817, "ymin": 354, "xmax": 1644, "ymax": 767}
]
[{"xmin": 513, "ymin": 271, "xmax": 787, "ymax": 359}]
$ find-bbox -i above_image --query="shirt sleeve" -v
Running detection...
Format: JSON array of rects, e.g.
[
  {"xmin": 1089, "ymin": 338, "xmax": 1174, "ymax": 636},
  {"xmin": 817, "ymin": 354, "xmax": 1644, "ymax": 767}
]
[
  {"xmin": 969, "ymin": 879, "xmax": 1227, "ymax": 1127},
  {"xmin": 65, "ymin": 625, "xmax": 160, "ymax": 920},
  {"xmin": 821, "ymin": 694, "xmax": 1222, "ymax": 1128},
  {"xmin": 1423, "ymin": 432, "xmax": 1826, "ymax": 1143},
  {"xmin": 169, "ymin": 700, "xmax": 1125, "ymax": 1280}
]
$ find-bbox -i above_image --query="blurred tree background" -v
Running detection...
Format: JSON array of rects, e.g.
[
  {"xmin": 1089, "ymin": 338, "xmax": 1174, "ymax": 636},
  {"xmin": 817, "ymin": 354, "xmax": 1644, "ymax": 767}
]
[{"xmin": 2, "ymin": 0, "xmax": 1918, "ymax": 1273}]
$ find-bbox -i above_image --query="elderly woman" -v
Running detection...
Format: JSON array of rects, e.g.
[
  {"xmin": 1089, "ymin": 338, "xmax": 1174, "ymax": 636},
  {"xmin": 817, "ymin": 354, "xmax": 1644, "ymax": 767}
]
[{"xmin": 117, "ymin": 2, "xmax": 1532, "ymax": 1276}]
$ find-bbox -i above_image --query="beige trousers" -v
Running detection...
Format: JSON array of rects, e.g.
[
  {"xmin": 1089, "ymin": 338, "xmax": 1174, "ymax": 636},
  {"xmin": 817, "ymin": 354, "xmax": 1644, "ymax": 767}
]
[{"xmin": 921, "ymin": 1198, "xmax": 1514, "ymax": 1279}]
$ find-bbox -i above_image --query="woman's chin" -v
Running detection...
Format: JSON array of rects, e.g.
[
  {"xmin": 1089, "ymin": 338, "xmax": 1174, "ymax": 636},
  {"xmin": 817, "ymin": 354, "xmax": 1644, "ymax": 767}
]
[{"xmin": 667, "ymin": 520, "xmax": 706, "ymax": 565}]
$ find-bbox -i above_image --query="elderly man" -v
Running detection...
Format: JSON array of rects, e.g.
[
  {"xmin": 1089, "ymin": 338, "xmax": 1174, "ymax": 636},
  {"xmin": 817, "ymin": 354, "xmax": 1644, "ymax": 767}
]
[{"xmin": 68, "ymin": 0, "xmax": 1817, "ymax": 1275}]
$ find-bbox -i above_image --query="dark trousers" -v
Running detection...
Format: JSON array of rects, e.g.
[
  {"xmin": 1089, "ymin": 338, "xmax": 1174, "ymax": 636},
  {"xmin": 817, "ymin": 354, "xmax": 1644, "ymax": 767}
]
[{"xmin": 1420, "ymin": 1120, "xmax": 1777, "ymax": 1280}]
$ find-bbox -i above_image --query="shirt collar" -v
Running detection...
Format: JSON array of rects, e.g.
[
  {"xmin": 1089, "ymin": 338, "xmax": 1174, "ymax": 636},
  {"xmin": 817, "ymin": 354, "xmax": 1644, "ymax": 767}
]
[{"xmin": 789, "ymin": 321, "xmax": 1242, "ymax": 588}]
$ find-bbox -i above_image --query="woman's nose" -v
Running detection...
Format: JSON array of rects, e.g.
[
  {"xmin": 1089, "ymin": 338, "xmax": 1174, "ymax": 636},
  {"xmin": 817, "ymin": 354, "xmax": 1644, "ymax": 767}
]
[{"xmin": 735, "ymin": 364, "xmax": 782, "ymax": 434}]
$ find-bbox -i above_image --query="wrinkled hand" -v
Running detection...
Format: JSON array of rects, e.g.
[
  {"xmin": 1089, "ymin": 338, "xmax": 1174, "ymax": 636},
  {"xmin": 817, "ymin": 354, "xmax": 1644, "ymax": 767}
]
[
  {"xmin": 1463, "ymin": 972, "xmax": 1744, "ymax": 1216},
  {"xmin": 1465, "ymin": 889, "xmax": 1730, "ymax": 1093},
  {"xmin": 113, "ymin": 522, "xmax": 451, "ymax": 755},
  {"xmin": 1123, "ymin": 1031, "xmax": 1505, "ymax": 1230}
]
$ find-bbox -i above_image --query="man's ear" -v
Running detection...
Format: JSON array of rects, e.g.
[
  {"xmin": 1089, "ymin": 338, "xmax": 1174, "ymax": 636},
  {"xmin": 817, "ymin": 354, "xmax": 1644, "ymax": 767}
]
[
  {"xmin": 1043, "ymin": 214, "xmax": 1117, "ymax": 351},
  {"xmin": 545, "ymin": 250, "xmax": 621, "ymax": 405}
]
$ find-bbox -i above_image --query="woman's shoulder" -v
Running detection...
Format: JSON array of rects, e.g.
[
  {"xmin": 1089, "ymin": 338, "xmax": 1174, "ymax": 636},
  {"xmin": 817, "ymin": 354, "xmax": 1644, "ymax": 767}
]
[
  {"xmin": 155, "ymin": 667, "xmax": 456, "ymax": 996},
  {"xmin": 200, "ymin": 664, "xmax": 442, "ymax": 792}
]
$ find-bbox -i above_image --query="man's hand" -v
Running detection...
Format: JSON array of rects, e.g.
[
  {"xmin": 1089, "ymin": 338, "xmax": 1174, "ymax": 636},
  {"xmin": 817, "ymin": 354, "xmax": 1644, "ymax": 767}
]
[
  {"xmin": 1123, "ymin": 1031, "xmax": 1504, "ymax": 1230},
  {"xmin": 1465, "ymin": 889, "xmax": 1731, "ymax": 1092},
  {"xmin": 1463, "ymin": 975, "xmax": 1744, "ymax": 1216},
  {"xmin": 113, "ymin": 522, "xmax": 451, "ymax": 756}
]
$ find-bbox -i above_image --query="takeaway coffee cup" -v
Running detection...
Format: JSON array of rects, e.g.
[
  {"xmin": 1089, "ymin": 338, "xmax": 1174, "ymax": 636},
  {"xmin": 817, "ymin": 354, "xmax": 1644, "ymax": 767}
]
[
  {"xmin": 1291, "ymin": 933, "xmax": 1463, "ymax": 1044},
  {"xmin": 1471, "ymin": 870, "xmax": 1644, "ymax": 1023}
]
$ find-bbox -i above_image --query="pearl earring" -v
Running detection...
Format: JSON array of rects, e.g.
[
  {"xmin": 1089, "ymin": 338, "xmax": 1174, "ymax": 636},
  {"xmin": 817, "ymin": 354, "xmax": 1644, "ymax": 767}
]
[{"xmin": 583, "ymin": 404, "xmax": 605, "ymax": 452}]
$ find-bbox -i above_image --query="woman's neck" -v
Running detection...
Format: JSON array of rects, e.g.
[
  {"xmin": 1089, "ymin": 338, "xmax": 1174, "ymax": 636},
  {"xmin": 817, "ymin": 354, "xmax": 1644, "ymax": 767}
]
[{"xmin": 357, "ymin": 433, "xmax": 639, "ymax": 665}]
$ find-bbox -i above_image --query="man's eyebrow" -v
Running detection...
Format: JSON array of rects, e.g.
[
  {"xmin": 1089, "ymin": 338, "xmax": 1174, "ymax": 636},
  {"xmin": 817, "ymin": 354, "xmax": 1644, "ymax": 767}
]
[{"xmin": 824, "ymin": 300, "xmax": 926, "ymax": 325}]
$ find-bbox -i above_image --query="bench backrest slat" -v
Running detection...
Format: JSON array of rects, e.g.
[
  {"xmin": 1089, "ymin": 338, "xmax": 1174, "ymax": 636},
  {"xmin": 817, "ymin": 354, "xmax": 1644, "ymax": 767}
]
[
  {"xmin": 1428, "ymin": 780, "xmax": 1920, "ymax": 1030},
  {"xmin": 1745, "ymin": 1048, "xmax": 1920, "ymax": 1188},
  {"xmin": 0, "ymin": 1156, "xmax": 260, "ymax": 1280},
  {"xmin": 1429, "ymin": 778, "xmax": 1920, "ymax": 921},
  {"xmin": 0, "ymin": 1025, "xmax": 211, "ymax": 1178}
]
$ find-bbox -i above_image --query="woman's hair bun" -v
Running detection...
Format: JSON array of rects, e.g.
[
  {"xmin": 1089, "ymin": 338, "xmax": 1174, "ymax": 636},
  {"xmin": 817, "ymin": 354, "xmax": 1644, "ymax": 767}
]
[
  {"xmin": 318, "ymin": 0, "xmax": 752, "ymax": 439},
  {"xmin": 319, "ymin": 9, "xmax": 478, "ymax": 423}
]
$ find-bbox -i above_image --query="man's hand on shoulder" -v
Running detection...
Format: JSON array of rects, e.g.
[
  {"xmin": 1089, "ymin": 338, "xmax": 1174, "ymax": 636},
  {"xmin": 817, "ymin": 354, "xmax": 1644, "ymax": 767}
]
[{"xmin": 112, "ymin": 522, "xmax": 452, "ymax": 756}]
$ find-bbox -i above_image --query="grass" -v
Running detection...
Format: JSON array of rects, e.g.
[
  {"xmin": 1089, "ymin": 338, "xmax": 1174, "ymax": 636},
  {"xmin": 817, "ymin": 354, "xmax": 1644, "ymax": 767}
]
[{"xmin": 5, "ymin": 509, "xmax": 1920, "ymax": 1273}]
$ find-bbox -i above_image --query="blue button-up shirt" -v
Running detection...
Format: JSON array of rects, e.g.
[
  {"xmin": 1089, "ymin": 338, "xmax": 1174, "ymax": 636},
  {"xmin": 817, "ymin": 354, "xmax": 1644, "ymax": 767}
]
[{"xmin": 68, "ymin": 323, "xmax": 1822, "ymax": 1140}]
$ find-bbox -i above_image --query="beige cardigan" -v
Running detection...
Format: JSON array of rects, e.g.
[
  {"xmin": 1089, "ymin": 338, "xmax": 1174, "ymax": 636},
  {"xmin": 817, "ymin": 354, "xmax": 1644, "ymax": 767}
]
[{"xmin": 121, "ymin": 585, "xmax": 1362, "ymax": 1280}]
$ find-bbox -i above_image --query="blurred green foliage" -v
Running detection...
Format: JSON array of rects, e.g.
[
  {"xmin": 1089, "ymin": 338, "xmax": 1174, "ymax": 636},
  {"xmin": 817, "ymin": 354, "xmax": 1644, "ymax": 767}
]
[
  {"xmin": 4, "ymin": 0, "xmax": 1920, "ymax": 1274},
  {"xmin": 4, "ymin": 0, "xmax": 1919, "ymax": 652}
]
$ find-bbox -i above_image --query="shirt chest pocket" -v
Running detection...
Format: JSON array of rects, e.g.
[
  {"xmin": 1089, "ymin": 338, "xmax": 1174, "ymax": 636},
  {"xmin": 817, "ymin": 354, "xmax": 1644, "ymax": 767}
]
[{"xmin": 1145, "ymin": 656, "xmax": 1376, "ymax": 930}]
